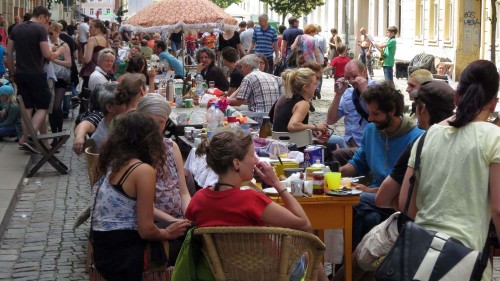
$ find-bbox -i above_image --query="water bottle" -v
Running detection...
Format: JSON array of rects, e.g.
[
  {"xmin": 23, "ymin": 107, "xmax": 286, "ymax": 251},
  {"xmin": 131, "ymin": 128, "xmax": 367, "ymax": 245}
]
[
  {"xmin": 195, "ymin": 74, "xmax": 205, "ymax": 95},
  {"xmin": 213, "ymin": 105, "xmax": 224, "ymax": 128},
  {"xmin": 259, "ymin": 116, "xmax": 272, "ymax": 138},
  {"xmin": 206, "ymin": 102, "xmax": 216, "ymax": 124}
]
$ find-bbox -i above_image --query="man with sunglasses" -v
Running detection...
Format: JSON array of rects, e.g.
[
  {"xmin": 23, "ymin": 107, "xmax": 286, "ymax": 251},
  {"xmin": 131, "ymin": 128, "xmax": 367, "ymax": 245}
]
[{"xmin": 7, "ymin": 6, "xmax": 64, "ymax": 153}]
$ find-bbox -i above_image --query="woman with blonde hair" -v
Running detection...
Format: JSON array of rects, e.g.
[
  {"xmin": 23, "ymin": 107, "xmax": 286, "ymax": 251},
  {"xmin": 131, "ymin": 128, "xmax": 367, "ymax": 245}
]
[{"xmin": 273, "ymin": 68, "xmax": 327, "ymax": 133}]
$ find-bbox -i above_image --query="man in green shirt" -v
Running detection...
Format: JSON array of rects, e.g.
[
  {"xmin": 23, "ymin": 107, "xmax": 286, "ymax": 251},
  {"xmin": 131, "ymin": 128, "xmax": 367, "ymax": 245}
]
[{"xmin": 374, "ymin": 26, "xmax": 398, "ymax": 81}]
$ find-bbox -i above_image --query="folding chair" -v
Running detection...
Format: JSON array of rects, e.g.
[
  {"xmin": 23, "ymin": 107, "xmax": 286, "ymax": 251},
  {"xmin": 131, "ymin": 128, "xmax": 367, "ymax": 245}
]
[
  {"xmin": 272, "ymin": 130, "xmax": 314, "ymax": 148},
  {"xmin": 17, "ymin": 96, "xmax": 70, "ymax": 177}
]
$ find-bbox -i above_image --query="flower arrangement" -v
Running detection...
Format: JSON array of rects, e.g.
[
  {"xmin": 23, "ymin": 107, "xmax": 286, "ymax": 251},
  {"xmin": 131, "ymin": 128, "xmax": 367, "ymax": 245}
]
[{"xmin": 217, "ymin": 97, "xmax": 235, "ymax": 116}]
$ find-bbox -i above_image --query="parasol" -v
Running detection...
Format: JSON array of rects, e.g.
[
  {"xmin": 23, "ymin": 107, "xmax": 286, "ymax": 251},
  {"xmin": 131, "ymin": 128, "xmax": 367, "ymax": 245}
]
[{"xmin": 121, "ymin": 0, "xmax": 238, "ymax": 33}]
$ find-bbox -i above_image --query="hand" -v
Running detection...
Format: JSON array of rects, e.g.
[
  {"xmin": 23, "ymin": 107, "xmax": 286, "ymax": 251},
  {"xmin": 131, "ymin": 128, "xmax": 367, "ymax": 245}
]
[
  {"xmin": 147, "ymin": 69, "xmax": 156, "ymax": 79},
  {"xmin": 352, "ymin": 183, "xmax": 372, "ymax": 193},
  {"xmin": 165, "ymin": 220, "xmax": 191, "ymax": 239},
  {"xmin": 334, "ymin": 77, "xmax": 348, "ymax": 96},
  {"xmin": 196, "ymin": 63, "xmax": 205, "ymax": 73},
  {"xmin": 254, "ymin": 161, "xmax": 280, "ymax": 188},
  {"xmin": 351, "ymin": 76, "xmax": 368, "ymax": 93},
  {"xmin": 72, "ymin": 135, "xmax": 85, "ymax": 155},
  {"xmin": 366, "ymin": 52, "xmax": 371, "ymax": 58}
]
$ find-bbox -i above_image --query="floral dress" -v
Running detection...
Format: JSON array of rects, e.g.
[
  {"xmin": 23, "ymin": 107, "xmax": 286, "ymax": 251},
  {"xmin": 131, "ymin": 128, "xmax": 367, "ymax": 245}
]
[
  {"xmin": 298, "ymin": 34, "xmax": 318, "ymax": 63},
  {"xmin": 155, "ymin": 138, "xmax": 183, "ymax": 219}
]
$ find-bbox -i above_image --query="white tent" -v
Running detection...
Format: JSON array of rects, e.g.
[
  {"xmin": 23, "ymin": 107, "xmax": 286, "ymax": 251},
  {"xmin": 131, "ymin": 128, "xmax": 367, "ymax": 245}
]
[{"xmin": 224, "ymin": 3, "xmax": 250, "ymax": 21}]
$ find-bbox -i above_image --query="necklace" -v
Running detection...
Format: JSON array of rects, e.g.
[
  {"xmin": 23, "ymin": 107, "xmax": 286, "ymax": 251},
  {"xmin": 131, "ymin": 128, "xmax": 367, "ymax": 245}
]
[{"xmin": 214, "ymin": 182, "xmax": 236, "ymax": 191}]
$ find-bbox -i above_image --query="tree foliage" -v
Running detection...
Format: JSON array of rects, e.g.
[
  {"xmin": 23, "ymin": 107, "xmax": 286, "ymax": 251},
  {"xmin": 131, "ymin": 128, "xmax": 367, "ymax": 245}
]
[
  {"xmin": 210, "ymin": 0, "xmax": 242, "ymax": 9},
  {"xmin": 260, "ymin": 0, "xmax": 325, "ymax": 24}
]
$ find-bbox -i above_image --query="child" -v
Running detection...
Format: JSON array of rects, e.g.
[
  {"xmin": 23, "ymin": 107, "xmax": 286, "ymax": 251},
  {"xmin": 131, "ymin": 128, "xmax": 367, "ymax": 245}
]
[
  {"xmin": 323, "ymin": 43, "xmax": 350, "ymax": 80},
  {"xmin": 0, "ymin": 35, "xmax": 6, "ymax": 78}
]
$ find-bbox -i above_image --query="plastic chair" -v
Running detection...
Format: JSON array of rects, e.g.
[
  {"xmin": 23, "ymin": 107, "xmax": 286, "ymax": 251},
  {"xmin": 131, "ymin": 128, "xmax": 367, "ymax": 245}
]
[
  {"xmin": 272, "ymin": 130, "xmax": 313, "ymax": 148},
  {"xmin": 193, "ymin": 226, "xmax": 326, "ymax": 281}
]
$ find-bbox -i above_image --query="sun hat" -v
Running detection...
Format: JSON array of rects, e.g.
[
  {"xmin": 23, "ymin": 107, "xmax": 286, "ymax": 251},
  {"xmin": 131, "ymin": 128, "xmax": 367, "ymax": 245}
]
[{"xmin": 0, "ymin": 79, "xmax": 14, "ymax": 96}]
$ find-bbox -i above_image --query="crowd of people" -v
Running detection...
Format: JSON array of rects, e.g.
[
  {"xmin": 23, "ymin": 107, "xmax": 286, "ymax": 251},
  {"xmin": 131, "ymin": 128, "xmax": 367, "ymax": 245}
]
[{"xmin": 1, "ymin": 5, "xmax": 499, "ymax": 281}]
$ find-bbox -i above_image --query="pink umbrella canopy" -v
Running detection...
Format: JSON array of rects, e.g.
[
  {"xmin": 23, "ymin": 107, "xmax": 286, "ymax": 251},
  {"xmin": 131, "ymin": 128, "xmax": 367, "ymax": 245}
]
[{"xmin": 122, "ymin": 0, "xmax": 238, "ymax": 33}]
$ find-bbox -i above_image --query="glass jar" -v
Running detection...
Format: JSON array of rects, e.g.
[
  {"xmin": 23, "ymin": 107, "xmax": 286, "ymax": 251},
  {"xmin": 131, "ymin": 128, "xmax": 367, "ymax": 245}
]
[{"xmin": 312, "ymin": 171, "xmax": 325, "ymax": 195}]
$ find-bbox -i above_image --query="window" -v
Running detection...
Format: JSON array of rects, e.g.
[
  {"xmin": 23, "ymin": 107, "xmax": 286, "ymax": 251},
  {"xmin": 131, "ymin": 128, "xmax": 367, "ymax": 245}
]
[
  {"xmin": 98, "ymin": 8, "xmax": 103, "ymax": 15},
  {"xmin": 415, "ymin": 0, "xmax": 424, "ymax": 39},
  {"xmin": 98, "ymin": 0, "xmax": 102, "ymax": 2},
  {"xmin": 90, "ymin": 8, "xmax": 94, "ymax": 15},
  {"xmin": 429, "ymin": 0, "xmax": 438, "ymax": 39},
  {"xmin": 81, "ymin": 8, "xmax": 85, "ymax": 15},
  {"xmin": 106, "ymin": 8, "xmax": 111, "ymax": 14},
  {"xmin": 444, "ymin": 0, "xmax": 453, "ymax": 42}
]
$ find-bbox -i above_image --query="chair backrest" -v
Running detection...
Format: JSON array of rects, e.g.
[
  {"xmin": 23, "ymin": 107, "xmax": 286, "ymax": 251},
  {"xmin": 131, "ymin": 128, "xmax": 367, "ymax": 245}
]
[
  {"xmin": 193, "ymin": 226, "xmax": 325, "ymax": 281},
  {"xmin": 272, "ymin": 130, "xmax": 313, "ymax": 148},
  {"xmin": 85, "ymin": 146, "xmax": 99, "ymax": 187},
  {"xmin": 17, "ymin": 96, "xmax": 40, "ymax": 147}
]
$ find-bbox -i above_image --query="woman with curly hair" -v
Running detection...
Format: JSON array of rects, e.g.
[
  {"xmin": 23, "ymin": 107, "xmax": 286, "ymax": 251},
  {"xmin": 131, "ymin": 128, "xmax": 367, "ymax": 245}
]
[{"xmin": 91, "ymin": 111, "xmax": 190, "ymax": 281}]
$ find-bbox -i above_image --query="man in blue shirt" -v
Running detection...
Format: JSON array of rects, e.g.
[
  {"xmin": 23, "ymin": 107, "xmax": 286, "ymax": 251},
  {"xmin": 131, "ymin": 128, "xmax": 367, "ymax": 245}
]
[
  {"xmin": 340, "ymin": 81, "xmax": 424, "ymax": 249},
  {"xmin": 153, "ymin": 40, "xmax": 184, "ymax": 78},
  {"xmin": 247, "ymin": 14, "xmax": 279, "ymax": 74},
  {"xmin": 326, "ymin": 60, "xmax": 374, "ymax": 165},
  {"xmin": 280, "ymin": 17, "xmax": 303, "ymax": 59}
]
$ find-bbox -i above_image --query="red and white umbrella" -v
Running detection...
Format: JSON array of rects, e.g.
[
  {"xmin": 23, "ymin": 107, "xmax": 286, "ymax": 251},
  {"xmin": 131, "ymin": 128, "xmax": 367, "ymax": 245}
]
[{"xmin": 122, "ymin": 0, "xmax": 238, "ymax": 33}]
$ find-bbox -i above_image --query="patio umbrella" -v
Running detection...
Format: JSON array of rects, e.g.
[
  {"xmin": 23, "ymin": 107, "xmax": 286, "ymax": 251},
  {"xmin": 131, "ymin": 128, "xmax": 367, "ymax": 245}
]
[{"xmin": 121, "ymin": 0, "xmax": 238, "ymax": 34}]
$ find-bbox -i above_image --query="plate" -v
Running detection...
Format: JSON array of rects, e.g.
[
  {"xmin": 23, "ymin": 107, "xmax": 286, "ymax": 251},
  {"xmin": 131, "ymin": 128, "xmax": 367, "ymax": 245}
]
[
  {"xmin": 263, "ymin": 187, "xmax": 291, "ymax": 195},
  {"xmin": 326, "ymin": 189, "xmax": 362, "ymax": 196}
]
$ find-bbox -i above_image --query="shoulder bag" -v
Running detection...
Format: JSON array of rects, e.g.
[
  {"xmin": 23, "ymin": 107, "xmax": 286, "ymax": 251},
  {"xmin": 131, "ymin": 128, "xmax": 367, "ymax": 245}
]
[
  {"xmin": 374, "ymin": 133, "xmax": 488, "ymax": 281},
  {"xmin": 287, "ymin": 35, "xmax": 303, "ymax": 68},
  {"xmin": 53, "ymin": 42, "xmax": 71, "ymax": 83}
]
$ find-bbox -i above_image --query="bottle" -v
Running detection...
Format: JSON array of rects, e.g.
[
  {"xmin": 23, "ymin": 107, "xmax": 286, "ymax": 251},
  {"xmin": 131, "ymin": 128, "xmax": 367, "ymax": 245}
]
[
  {"xmin": 195, "ymin": 74, "xmax": 205, "ymax": 95},
  {"xmin": 175, "ymin": 85, "xmax": 183, "ymax": 108},
  {"xmin": 205, "ymin": 102, "xmax": 216, "ymax": 123},
  {"xmin": 167, "ymin": 80, "xmax": 174, "ymax": 101},
  {"xmin": 259, "ymin": 116, "xmax": 272, "ymax": 138},
  {"xmin": 156, "ymin": 59, "xmax": 161, "ymax": 74},
  {"xmin": 208, "ymin": 105, "xmax": 223, "ymax": 133}
]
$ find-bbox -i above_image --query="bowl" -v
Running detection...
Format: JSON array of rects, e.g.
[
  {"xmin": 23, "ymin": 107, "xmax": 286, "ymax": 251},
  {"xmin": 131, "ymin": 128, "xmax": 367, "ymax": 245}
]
[{"xmin": 284, "ymin": 168, "xmax": 304, "ymax": 178}]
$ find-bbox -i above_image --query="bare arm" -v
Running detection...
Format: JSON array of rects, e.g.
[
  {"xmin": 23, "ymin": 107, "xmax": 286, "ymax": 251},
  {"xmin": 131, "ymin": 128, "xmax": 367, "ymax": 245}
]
[
  {"xmin": 398, "ymin": 167, "xmax": 418, "ymax": 220},
  {"xmin": 326, "ymin": 81, "xmax": 348, "ymax": 124},
  {"xmin": 256, "ymin": 162, "xmax": 311, "ymax": 232},
  {"xmin": 290, "ymin": 36, "xmax": 299, "ymax": 51},
  {"xmin": 73, "ymin": 120, "xmax": 96, "ymax": 155},
  {"xmin": 227, "ymin": 97, "xmax": 246, "ymax": 106},
  {"xmin": 490, "ymin": 163, "xmax": 500, "ymax": 244},
  {"xmin": 273, "ymin": 41, "xmax": 280, "ymax": 62},
  {"xmin": 83, "ymin": 37, "xmax": 95, "ymax": 64},
  {"xmin": 40, "ymin": 41, "xmax": 62, "ymax": 61},
  {"xmin": 237, "ymin": 43, "xmax": 246, "ymax": 57},
  {"xmin": 376, "ymin": 176, "xmax": 402, "ymax": 209},
  {"xmin": 339, "ymin": 163, "xmax": 358, "ymax": 177},
  {"xmin": 287, "ymin": 101, "xmax": 326, "ymax": 132},
  {"xmin": 172, "ymin": 142, "xmax": 191, "ymax": 215},
  {"xmin": 314, "ymin": 45, "xmax": 321, "ymax": 64},
  {"xmin": 281, "ymin": 40, "xmax": 288, "ymax": 58}
]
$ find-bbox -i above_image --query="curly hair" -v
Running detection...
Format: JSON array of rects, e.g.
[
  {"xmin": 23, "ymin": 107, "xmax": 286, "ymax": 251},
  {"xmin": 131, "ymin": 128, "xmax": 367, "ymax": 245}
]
[
  {"xmin": 195, "ymin": 130, "xmax": 253, "ymax": 175},
  {"xmin": 362, "ymin": 81, "xmax": 405, "ymax": 117},
  {"xmin": 114, "ymin": 73, "xmax": 145, "ymax": 105},
  {"xmin": 97, "ymin": 111, "xmax": 166, "ymax": 179}
]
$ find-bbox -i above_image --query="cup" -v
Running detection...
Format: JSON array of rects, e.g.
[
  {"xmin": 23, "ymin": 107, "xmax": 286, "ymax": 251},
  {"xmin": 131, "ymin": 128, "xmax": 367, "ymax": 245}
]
[
  {"xmin": 275, "ymin": 162, "xmax": 300, "ymax": 177},
  {"xmin": 177, "ymin": 113, "xmax": 188, "ymax": 124},
  {"xmin": 184, "ymin": 99, "xmax": 193, "ymax": 108},
  {"xmin": 325, "ymin": 172, "xmax": 342, "ymax": 190},
  {"xmin": 340, "ymin": 177, "xmax": 352, "ymax": 189},
  {"xmin": 209, "ymin": 81, "xmax": 215, "ymax": 88}
]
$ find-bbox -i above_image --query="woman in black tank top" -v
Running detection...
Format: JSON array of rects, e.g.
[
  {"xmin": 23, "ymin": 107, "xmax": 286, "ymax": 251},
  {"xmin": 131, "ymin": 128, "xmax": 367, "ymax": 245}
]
[{"xmin": 273, "ymin": 68, "xmax": 328, "ymax": 134}]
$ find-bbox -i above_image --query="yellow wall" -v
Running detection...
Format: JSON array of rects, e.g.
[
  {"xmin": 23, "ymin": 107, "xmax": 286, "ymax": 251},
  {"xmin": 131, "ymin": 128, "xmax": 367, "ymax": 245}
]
[{"xmin": 454, "ymin": 0, "xmax": 482, "ymax": 79}]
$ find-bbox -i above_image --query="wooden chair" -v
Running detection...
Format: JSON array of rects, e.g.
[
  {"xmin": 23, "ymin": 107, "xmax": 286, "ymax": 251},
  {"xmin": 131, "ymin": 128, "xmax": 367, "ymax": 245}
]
[
  {"xmin": 272, "ymin": 129, "xmax": 313, "ymax": 148},
  {"xmin": 193, "ymin": 226, "xmax": 326, "ymax": 281},
  {"xmin": 17, "ymin": 96, "xmax": 70, "ymax": 177}
]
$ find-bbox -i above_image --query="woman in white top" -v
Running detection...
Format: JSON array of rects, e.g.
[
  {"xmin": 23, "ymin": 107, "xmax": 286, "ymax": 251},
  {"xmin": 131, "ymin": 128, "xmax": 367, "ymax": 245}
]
[
  {"xmin": 88, "ymin": 48, "xmax": 115, "ymax": 91},
  {"xmin": 399, "ymin": 60, "xmax": 500, "ymax": 280}
]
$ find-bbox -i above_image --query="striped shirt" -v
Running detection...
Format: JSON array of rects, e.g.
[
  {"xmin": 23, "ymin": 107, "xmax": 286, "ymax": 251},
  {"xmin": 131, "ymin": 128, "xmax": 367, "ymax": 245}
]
[{"xmin": 252, "ymin": 25, "xmax": 277, "ymax": 57}]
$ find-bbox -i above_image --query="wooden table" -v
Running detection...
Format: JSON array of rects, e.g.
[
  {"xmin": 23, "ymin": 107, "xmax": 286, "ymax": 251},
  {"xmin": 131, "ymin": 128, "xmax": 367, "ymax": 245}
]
[{"xmin": 270, "ymin": 194, "xmax": 360, "ymax": 281}]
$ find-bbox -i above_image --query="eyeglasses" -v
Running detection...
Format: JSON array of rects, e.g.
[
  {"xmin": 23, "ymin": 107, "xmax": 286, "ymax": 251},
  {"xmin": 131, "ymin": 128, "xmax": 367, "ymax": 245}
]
[{"xmin": 103, "ymin": 50, "xmax": 116, "ymax": 56}]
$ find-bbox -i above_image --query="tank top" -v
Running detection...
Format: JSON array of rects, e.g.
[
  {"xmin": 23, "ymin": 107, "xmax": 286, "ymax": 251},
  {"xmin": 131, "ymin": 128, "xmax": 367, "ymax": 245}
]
[
  {"xmin": 92, "ymin": 162, "xmax": 143, "ymax": 231},
  {"xmin": 155, "ymin": 139, "xmax": 183, "ymax": 219},
  {"xmin": 273, "ymin": 95, "xmax": 309, "ymax": 132},
  {"xmin": 80, "ymin": 37, "xmax": 106, "ymax": 77}
]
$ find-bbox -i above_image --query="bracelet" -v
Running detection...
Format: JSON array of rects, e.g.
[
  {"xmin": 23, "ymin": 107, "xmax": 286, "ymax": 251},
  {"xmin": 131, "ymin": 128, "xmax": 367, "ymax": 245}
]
[{"xmin": 278, "ymin": 189, "xmax": 288, "ymax": 196}]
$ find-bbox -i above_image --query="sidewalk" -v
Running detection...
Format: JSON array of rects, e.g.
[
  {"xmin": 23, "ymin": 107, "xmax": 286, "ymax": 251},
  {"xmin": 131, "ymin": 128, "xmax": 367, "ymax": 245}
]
[{"xmin": 0, "ymin": 141, "xmax": 30, "ymax": 238}]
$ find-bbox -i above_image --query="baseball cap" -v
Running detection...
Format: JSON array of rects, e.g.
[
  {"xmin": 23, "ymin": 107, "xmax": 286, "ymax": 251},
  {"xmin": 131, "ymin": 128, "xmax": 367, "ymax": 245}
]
[{"xmin": 412, "ymin": 80, "xmax": 455, "ymax": 112}]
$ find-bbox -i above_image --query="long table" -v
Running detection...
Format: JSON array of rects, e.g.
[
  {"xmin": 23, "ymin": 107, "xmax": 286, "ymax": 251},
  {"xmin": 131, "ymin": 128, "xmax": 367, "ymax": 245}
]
[
  {"xmin": 270, "ymin": 194, "xmax": 360, "ymax": 281},
  {"xmin": 169, "ymin": 105, "xmax": 259, "ymax": 128}
]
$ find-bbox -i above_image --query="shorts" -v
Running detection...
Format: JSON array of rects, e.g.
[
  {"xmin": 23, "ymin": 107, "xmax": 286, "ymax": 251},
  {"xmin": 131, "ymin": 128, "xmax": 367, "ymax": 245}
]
[{"xmin": 14, "ymin": 73, "xmax": 51, "ymax": 110}]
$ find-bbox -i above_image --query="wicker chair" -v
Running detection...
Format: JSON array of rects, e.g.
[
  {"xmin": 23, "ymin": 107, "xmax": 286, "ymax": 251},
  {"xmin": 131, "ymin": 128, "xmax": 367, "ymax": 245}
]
[
  {"xmin": 193, "ymin": 226, "xmax": 326, "ymax": 281},
  {"xmin": 89, "ymin": 265, "xmax": 174, "ymax": 281}
]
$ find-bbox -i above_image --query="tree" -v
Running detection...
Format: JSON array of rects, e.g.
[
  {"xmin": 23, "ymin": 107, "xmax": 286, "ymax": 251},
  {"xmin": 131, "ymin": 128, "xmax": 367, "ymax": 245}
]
[
  {"xmin": 210, "ymin": 0, "xmax": 242, "ymax": 9},
  {"xmin": 260, "ymin": 0, "xmax": 325, "ymax": 24}
]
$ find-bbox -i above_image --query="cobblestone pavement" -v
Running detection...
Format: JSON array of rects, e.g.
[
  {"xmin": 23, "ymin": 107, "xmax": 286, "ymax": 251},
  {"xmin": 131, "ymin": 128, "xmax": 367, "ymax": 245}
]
[
  {"xmin": 0, "ymin": 129, "xmax": 91, "ymax": 281},
  {"xmin": 3, "ymin": 69, "xmax": 488, "ymax": 281}
]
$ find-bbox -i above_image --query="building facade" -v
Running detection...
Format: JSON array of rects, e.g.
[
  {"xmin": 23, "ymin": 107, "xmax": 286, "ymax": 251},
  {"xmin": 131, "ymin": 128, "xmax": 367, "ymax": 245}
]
[
  {"xmin": 0, "ymin": 0, "xmax": 43, "ymax": 28},
  {"xmin": 80, "ymin": 0, "xmax": 114, "ymax": 21},
  {"xmin": 239, "ymin": 0, "xmax": 500, "ymax": 79}
]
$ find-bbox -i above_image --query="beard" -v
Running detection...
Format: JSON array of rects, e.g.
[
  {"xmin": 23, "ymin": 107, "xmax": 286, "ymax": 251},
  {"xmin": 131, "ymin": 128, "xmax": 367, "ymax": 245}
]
[{"xmin": 374, "ymin": 114, "xmax": 392, "ymax": 130}]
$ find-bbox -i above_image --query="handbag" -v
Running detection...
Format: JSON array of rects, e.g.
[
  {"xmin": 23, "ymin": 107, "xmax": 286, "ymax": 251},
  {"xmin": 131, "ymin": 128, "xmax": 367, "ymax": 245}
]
[
  {"xmin": 53, "ymin": 62, "xmax": 71, "ymax": 83},
  {"xmin": 374, "ymin": 133, "xmax": 488, "ymax": 281}
]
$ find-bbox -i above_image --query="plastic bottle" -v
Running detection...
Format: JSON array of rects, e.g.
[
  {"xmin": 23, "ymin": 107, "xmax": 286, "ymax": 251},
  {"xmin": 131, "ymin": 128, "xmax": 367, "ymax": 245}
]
[
  {"xmin": 205, "ymin": 102, "xmax": 216, "ymax": 123},
  {"xmin": 195, "ymin": 74, "xmax": 205, "ymax": 95},
  {"xmin": 259, "ymin": 116, "xmax": 272, "ymax": 138},
  {"xmin": 208, "ymin": 105, "xmax": 224, "ymax": 133}
]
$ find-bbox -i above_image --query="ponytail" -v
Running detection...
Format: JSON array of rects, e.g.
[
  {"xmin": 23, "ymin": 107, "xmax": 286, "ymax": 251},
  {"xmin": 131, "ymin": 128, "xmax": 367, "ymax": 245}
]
[{"xmin": 449, "ymin": 83, "xmax": 485, "ymax": 128}]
